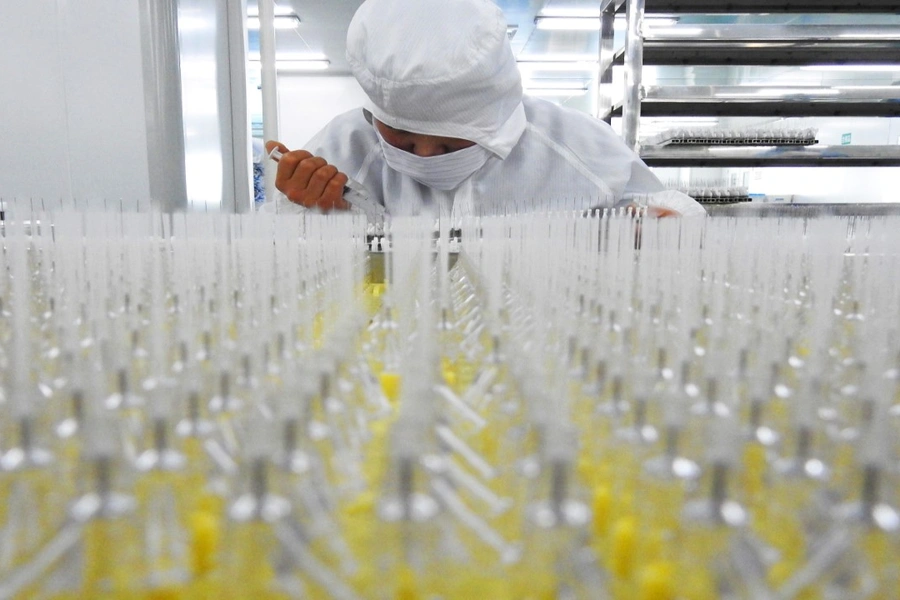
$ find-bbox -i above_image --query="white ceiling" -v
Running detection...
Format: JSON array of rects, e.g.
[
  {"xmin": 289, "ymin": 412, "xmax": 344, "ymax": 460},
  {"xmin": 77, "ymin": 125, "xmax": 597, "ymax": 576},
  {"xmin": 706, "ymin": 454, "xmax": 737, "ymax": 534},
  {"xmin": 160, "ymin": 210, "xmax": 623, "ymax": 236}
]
[
  {"xmin": 248, "ymin": 0, "xmax": 364, "ymax": 74},
  {"xmin": 248, "ymin": 1, "xmax": 900, "ymax": 77},
  {"xmin": 248, "ymin": 0, "xmax": 605, "ymax": 75},
  {"xmin": 246, "ymin": 0, "xmax": 900, "ymax": 121}
]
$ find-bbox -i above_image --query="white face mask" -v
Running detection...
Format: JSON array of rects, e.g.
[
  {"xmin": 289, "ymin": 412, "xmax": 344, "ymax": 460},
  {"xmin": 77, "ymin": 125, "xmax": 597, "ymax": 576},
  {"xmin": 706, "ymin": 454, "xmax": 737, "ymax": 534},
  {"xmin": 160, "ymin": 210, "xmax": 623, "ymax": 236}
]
[{"xmin": 376, "ymin": 129, "xmax": 492, "ymax": 191}]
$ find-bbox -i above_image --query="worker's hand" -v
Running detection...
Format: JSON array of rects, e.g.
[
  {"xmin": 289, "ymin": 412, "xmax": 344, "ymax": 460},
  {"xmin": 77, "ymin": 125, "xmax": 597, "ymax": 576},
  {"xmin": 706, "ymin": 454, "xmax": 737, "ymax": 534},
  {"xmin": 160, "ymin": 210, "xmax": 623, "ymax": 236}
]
[
  {"xmin": 646, "ymin": 190, "xmax": 707, "ymax": 217},
  {"xmin": 645, "ymin": 206, "xmax": 679, "ymax": 218},
  {"xmin": 265, "ymin": 141, "xmax": 350, "ymax": 212},
  {"xmin": 624, "ymin": 204, "xmax": 679, "ymax": 218}
]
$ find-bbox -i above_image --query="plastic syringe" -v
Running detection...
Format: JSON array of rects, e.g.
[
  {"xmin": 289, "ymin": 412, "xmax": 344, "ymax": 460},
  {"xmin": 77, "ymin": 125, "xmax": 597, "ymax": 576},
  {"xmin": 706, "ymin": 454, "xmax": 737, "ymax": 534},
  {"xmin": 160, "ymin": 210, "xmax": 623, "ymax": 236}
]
[{"xmin": 268, "ymin": 147, "xmax": 386, "ymax": 220}]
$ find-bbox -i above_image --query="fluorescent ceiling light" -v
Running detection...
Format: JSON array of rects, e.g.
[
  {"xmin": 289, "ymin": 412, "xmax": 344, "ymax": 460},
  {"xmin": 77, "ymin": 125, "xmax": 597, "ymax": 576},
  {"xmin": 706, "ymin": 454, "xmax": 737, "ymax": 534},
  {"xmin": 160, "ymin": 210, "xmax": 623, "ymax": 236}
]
[
  {"xmin": 834, "ymin": 85, "xmax": 900, "ymax": 92},
  {"xmin": 836, "ymin": 31, "xmax": 900, "ymax": 39},
  {"xmin": 178, "ymin": 16, "xmax": 213, "ymax": 32},
  {"xmin": 519, "ymin": 53, "xmax": 597, "ymax": 62},
  {"xmin": 755, "ymin": 87, "xmax": 841, "ymax": 96},
  {"xmin": 646, "ymin": 27, "xmax": 706, "ymax": 37},
  {"xmin": 247, "ymin": 4, "xmax": 295, "ymax": 17},
  {"xmin": 274, "ymin": 59, "xmax": 330, "ymax": 71},
  {"xmin": 715, "ymin": 87, "xmax": 841, "ymax": 98},
  {"xmin": 524, "ymin": 81, "xmax": 589, "ymax": 90},
  {"xmin": 644, "ymin": 117, "xmax": 720, "ymax": 125},
  {"xmin": 525, "ymin": 87, "xmax": 588, "ymax": 96},
  {"xmin": 249, "ymin": 52, "xmax": 327, "ymax": 61},
  {"xmin": 249, "ymin": 55, "xmax": 330, "ymax": 71},
  {"xmin": 627, "ymin": 16, "xmax": 678, "ymax": 29},
  {"xmin": 247, "ymin": 15, "xmax": 301, "ymax": 29},
  {"xmin": 537, "ymin": 7, "xmax": 604, "ymax": 17},
  {"xmin": 523, "ymin": 79, "xmax": 589, "ymax": 96},
  {"xmin": 535, "ymin": 17, "xmax": 603, "ymax": 31},
  {"xmin": 517, "ymin": 60, "xmax": 598, "ymax": 72},
  {"xmin": 533, "ymin": 15, "xmax": 677, "ymax": 31},
  {"xmin": 800, "ymin": 65, "xmax": 900, "ymax": 72}
]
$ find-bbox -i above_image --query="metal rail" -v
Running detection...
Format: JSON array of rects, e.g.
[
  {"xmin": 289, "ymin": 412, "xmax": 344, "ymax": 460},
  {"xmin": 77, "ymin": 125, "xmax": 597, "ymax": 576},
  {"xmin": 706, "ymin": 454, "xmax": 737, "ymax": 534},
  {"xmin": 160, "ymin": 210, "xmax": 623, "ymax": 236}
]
[
  {"xmin": 596, "ymin": 1, "xmax": 619, "ymax": 123},
  {"xmin": 611, "ymin": 85, "xmax": 900, "ymax": 118},
  {"xmin": 644, "ymin": 24, "xmax": 900, "ymax": 41},
  {"xmin": 627, "ymin": 0, "xmax": 900, "ymax": 13},
  {"xmin": 640, "ymin": 145, "xmax": 900, "ymax": 167},
  {"xmin": 616, "ymin": 24, "xmax": 900, "ymax": 66},
  {"xmin": 618, "ymin": 41, "xmax": 900, "ymax": 66},
  {"xmin": 622, "ymin": 0, "xmax": 646, "ymax": 151}
]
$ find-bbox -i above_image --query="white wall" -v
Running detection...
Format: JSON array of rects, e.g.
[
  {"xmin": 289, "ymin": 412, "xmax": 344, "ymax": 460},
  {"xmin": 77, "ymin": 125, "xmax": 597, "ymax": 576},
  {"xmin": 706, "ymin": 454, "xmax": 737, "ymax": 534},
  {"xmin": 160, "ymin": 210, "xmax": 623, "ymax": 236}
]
[
  {"xmin": 179, "ymin": 0, "xmax": 253, "ymax": 213},
  {"xmin": 275, "ymin": 75, "xmax": 370, "ymax": 150},
  {"xmin": 180, "ymin": 0, "xmax": 225, "ymax": 211},
  {"xmin": 0, "ymin": 0, "xmax": 151, "ymax": 208}
]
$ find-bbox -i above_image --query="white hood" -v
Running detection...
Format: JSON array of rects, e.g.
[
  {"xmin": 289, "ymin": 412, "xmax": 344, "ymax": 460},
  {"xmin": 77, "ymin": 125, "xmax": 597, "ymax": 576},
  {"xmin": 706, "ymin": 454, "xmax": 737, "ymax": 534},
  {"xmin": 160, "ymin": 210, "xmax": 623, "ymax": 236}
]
[{"xmin": 346, "ymin": 0, "xmax": 526, "ymax": 159}]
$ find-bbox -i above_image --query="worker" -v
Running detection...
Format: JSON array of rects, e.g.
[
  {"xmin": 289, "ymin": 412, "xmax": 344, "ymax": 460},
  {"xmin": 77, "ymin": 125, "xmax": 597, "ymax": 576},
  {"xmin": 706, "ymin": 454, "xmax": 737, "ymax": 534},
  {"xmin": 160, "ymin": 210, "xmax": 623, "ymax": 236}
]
[{"xmin": 264, "ymin": 0, "xmax": 705, "ymax": 218}]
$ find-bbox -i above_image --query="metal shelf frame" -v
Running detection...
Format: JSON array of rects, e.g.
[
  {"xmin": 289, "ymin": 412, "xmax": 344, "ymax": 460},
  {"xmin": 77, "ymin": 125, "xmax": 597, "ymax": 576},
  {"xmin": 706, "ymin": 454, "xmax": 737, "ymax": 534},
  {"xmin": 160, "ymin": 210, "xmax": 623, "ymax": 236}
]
[
  {"xmin": 639, "ymin": 24, "xmax": 900, "ymax": 41},
  {"xmin": 639, "ymin": 145, "xmax": 900, "ymax": 168},
  {"xmin": 622, "ymin": 25, "xmax": 900, "ymax": 67},
  {"xmin": 611, "ymin": 85, "xmax": 900, "ymax": 118},
  {"xmin": 618, "ymin": 42, "xmax": 900, "ymax": 67},
  {"xmin": 629, "ymin": 0, "xmax": 900, "ymax": 13},
  {"xmin": 617, "ymin": 101, "xmax": 900, "ymax": 118},
  {"xmin": 608, "ymin": 0, "xmax": 900, "ymax": 167}
]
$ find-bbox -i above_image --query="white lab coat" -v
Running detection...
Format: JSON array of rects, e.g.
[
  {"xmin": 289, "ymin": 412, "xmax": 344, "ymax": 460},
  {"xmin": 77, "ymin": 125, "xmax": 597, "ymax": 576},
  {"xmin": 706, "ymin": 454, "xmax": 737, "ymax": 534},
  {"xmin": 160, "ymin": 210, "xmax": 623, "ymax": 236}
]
[
  {"xmin": 301, "ymin": 96, "xmax": 705, "ymax": 219},
  {"xmin": 263, "ymin": 0, "xmax": 704, "ymax": 219}
]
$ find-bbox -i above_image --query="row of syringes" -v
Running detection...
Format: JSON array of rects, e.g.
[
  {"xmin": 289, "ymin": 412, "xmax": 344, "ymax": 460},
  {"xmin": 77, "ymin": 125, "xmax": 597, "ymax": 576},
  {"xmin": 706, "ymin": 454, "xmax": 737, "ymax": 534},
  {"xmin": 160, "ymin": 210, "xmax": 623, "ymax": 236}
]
[{"xmin": 0, "ymin": 207, "xmax": 898, "ymax": 599}]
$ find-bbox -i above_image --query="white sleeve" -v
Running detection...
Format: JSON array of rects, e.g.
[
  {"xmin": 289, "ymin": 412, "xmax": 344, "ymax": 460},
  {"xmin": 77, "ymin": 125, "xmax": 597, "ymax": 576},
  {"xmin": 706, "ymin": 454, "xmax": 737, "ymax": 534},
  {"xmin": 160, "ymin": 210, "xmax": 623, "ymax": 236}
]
[{"xmin": 646, "ymin": 190, "xmax": 707, "ymax": 216}]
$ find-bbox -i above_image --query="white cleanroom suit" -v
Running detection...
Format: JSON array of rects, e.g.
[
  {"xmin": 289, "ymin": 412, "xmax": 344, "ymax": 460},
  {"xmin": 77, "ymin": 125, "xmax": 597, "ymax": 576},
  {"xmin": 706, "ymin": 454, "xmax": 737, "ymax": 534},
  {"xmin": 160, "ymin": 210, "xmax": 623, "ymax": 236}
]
[{"xmin": 282, "ymin": 0, "xmax": 706, "ymax": 218}]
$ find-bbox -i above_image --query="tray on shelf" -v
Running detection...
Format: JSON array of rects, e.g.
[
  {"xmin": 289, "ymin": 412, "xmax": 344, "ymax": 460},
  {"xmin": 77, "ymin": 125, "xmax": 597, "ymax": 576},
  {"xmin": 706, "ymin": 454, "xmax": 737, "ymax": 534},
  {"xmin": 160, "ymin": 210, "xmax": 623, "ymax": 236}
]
[
  {"xmin": 612, "ymin": 86, "xmax": 900, "ymax": 118},
  {"xmin": 645, "ymin": 128, "xmax": 819, "ymax": 148}
]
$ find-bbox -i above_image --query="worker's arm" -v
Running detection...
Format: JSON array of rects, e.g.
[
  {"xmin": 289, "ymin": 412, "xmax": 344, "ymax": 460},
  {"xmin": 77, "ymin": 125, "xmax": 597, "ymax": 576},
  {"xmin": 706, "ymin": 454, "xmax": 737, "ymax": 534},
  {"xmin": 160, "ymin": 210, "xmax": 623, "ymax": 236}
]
[
  {"xmin": 612, "ymin": 204, "xmax": 680, "ymax": 221},
  {"xmin": 616, "ymin": 193, "xmax": 705, "ymax": 218},
  {"xmin": 623, "ymin": 169, "xmax": 707, "ymax": 216},
  {"xmin": 622, "ymin": 148, "xmax": 706, "ymax": 217},
  {"xmin": 644, "ymin": 190, "xmax": 707, "ymax": 217},
  {"xmin": 265, "ymin": 141, "xmax": 350, "ymax": 212}
]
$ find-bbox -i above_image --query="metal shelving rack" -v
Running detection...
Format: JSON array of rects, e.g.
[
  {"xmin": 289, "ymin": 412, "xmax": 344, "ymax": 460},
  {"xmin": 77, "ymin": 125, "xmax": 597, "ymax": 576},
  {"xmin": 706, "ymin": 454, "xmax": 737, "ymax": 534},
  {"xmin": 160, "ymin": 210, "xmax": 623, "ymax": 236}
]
[
  {"xmin": 639, "ymin": 145, "xmax": 900, "ymax": 168},
  {"xmin": 608, "ymin": 0, "xmax": 900, "ymax": 168},
  {"xmin": 629, "ymin": 0, "xmax": 899, "ymax": 13}
]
